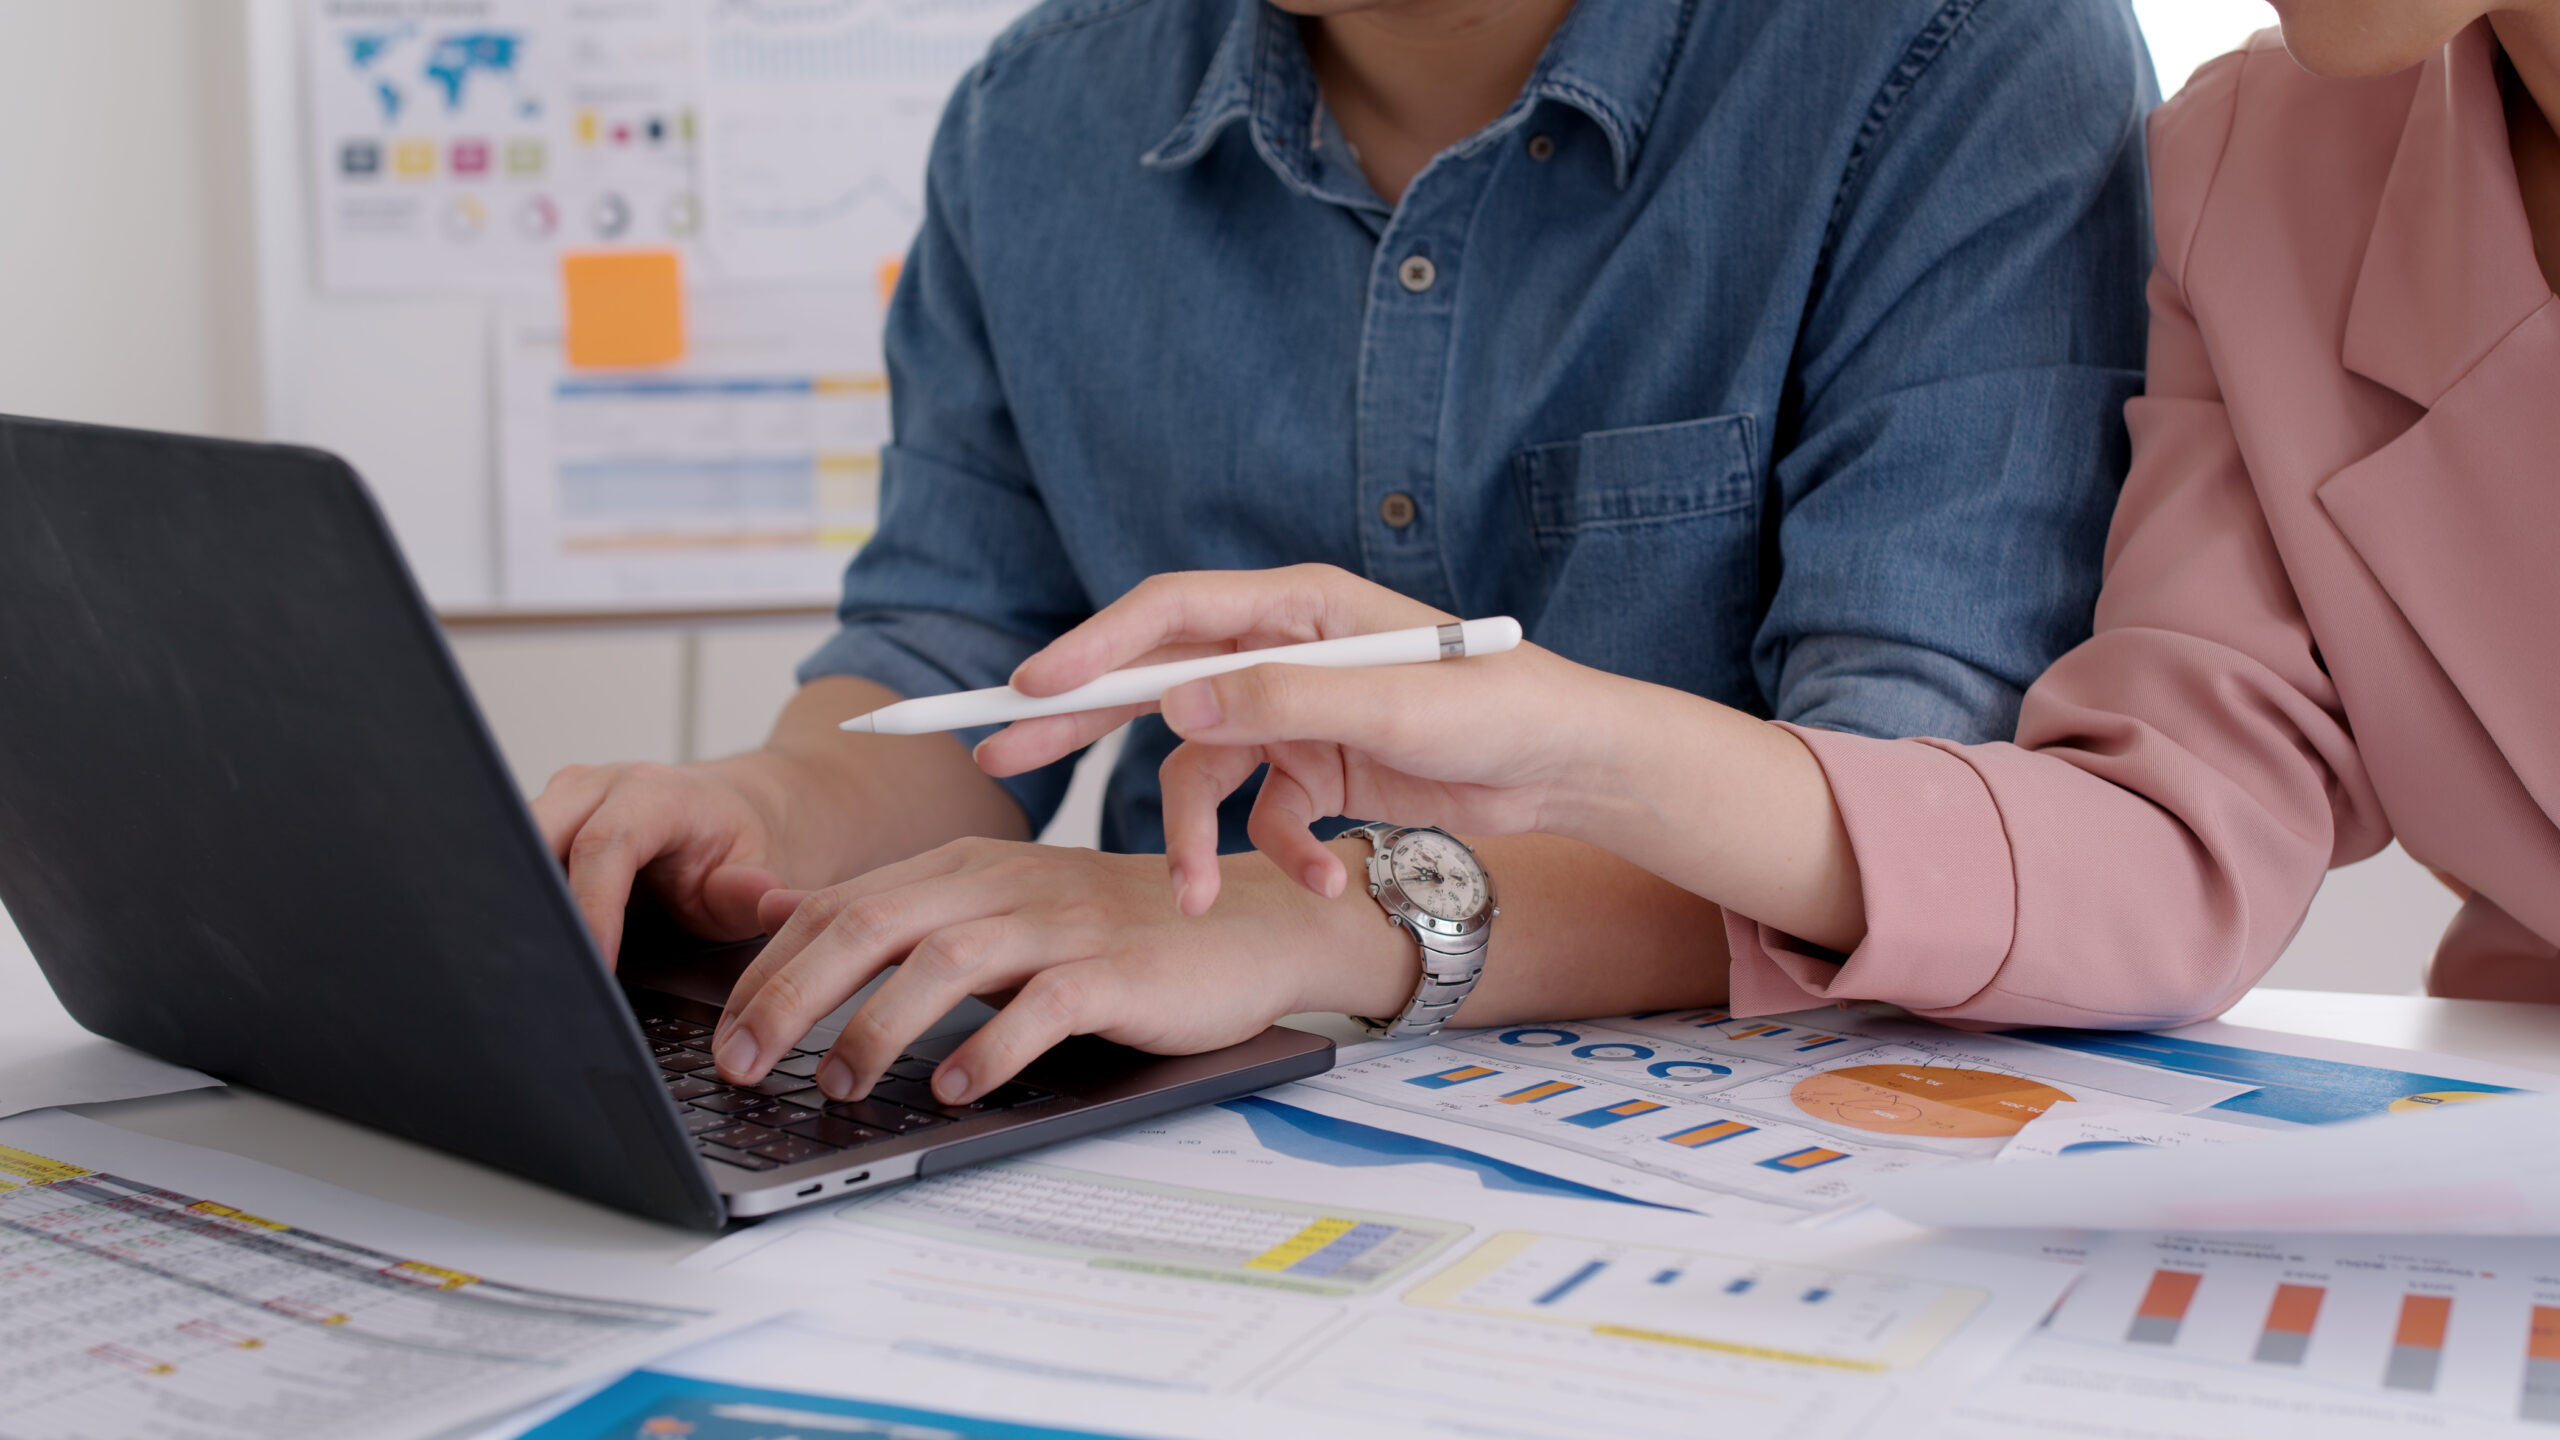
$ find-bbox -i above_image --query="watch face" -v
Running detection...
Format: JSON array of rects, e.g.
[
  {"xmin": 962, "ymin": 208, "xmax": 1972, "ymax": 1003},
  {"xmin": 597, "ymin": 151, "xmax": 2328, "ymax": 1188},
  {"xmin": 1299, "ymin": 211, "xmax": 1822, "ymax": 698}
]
[{"xmin": 1389, "ymin": 830, "xmax": 1488, "ymax": 923}]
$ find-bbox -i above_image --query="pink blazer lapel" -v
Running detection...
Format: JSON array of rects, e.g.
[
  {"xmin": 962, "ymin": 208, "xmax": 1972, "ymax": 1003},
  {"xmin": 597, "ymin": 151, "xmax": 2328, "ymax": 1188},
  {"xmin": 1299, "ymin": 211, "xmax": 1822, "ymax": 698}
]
[
  {"xmin": 2318, "ymin": 24, "xmax": 2560, "ymax": 823},
  {"xmin": 2319, "ymin": 302, "xmax": 2560, "ymax": 822}
]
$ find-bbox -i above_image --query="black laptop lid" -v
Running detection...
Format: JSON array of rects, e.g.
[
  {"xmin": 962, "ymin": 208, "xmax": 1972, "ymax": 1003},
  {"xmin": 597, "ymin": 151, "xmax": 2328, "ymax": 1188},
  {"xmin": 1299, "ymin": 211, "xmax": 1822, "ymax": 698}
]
[{"xmin": 0, "ymin": 415, "xmax": 722, "ymax": 1229}]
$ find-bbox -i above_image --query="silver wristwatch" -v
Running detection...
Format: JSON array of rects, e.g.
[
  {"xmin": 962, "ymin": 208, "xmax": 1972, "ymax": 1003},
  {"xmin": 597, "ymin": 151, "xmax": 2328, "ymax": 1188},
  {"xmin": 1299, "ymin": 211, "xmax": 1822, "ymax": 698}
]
[{"xmin": 1348, "ymin": 822, "xmax": 1497, "ymax": 1038}]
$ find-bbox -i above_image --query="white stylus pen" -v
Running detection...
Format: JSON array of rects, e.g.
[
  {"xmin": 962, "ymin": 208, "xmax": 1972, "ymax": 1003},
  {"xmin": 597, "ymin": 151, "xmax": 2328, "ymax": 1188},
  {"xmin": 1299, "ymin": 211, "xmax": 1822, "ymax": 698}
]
[{"xmin": 839, "ymin": 617, "xmax": 1524, "ymax": 735}]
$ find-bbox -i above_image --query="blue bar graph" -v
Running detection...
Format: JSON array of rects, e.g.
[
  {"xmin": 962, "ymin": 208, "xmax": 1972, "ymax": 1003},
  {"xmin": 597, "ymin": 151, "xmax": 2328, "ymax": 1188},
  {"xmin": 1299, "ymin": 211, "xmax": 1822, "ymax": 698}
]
[{"xmin": 1535, "ymin": 1260, "xmax": 1608, "ymax": 1307}]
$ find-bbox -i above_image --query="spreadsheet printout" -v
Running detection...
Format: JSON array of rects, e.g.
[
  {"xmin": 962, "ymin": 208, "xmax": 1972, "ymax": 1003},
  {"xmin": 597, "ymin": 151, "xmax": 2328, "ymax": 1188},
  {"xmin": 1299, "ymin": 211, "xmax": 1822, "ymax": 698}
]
[{"xmin": 0, "ymin": 1111, "xmax": 788, "ymax": 1440}]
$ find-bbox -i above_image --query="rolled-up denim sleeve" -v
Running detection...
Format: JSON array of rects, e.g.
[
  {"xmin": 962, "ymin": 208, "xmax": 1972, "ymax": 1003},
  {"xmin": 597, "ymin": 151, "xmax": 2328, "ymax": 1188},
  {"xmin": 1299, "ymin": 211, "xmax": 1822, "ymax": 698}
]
[
  {"xmin": 1755, "ymin": 0, "xmax": 2156, "ymax": 745},
  {"xmin": 797, "ymin": 67, "xmax": 1094, "ymax": 830}
]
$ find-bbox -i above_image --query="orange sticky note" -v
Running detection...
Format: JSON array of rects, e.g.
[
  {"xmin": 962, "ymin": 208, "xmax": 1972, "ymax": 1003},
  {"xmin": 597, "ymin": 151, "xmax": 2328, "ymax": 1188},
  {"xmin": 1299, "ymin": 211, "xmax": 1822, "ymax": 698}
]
[{"xmin": 562, "ymin": 250, "xmax": 685, "ymax": 369}]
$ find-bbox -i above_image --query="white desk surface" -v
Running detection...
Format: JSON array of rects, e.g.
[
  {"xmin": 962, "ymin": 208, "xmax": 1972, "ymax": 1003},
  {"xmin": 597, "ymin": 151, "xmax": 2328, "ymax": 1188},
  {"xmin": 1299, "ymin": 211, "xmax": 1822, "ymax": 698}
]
[{"xmin": 13, "ymin": 885, "xmax": 2560, "ymax": 1270}]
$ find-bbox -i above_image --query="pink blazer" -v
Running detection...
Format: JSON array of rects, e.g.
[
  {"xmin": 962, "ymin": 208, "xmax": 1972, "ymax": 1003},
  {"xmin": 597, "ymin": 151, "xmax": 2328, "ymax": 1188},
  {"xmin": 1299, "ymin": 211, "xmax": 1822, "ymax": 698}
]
[{"xmin": 1728, "ymin": 24, "xmax": 2560, "ymax": 1025}]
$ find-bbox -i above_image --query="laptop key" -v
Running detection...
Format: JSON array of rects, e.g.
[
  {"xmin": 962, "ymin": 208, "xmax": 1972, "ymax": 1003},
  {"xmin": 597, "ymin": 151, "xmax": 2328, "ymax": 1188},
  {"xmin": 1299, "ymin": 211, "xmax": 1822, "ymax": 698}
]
[
  {"xmin": 752, "ymin": 1136, "xmax": 835, "ymax": 1166},
  {"xmin": 740, "ymin": 1101, "xmax": 819, "ymax": 1129},
  {"xmin": 679, "ymin": 1109, "xmax": 729, "ymax": 1136},
  {"xmin": 656, "ymin": 1049, "xmax": 716, "ymax": 1074},
  {"xmin": 787, "ymin": 1116, "xmax": 888, "ymax": 1149},
  {"xmin": 701, "ymin": 1122, "xmax": 785, "ymax": 1151},
  {"xmin": 826, "ymin": 1099, "xmax": 946, "ymax": 1134},
  {"xmin": 747, "ymin": 1074, "xmax": 822, "ymax": 1099},
  {"xmin": 869, "ymin": 1077, "xmax": 978, "ymax": 1117},
  {"xmin": 690, "ymin": 1089, "xmax": 763, "ymax": 1114},
  {"xmin": 884, "ymin": 1057, "xmax": 937, "ymax": 1082},
  {"xmin": 769, "ymin": 1053, "xmax": 825, "ymax": 1079},
  {"xmin": 664, "ymin": 1075, "xmax": 723, "ymax": 1102},
  {"xmin": 977, "ymin": 1082, "xmax": 1055, "ymax": 1110},
  {"xmin": 646, "ymin": 1018, "xmax": 712, "ymax": 1042},
  {"xmin": 696, "ymin": 1142, "xmax": 776, "ymax": 1172}
]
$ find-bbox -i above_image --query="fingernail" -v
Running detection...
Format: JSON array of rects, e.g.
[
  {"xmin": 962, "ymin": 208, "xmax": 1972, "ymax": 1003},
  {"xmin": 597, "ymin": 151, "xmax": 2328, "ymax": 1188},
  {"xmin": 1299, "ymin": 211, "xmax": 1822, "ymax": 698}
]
[
  {"xmin": 819, "ymin": 1057, "xmax": 856, "ymax": 1099},
  {"xmin": 716, "ymin": 1031, "xmax": 760, "ymax": 1079},
  {"xmin": 1171, "ymin": 867, "xmax": 1189, "ymax": 911},
  {"xmin": 1321, "ymin": 864, "xmax": 1346, "ymax": 898},
  {"xmin": 936, "ymin": 1067, "xmax": 970, "ymax": 1103},
  {"xmin": 1162, "ymin": 680, "xmax": 1221, "ymax": 732}
]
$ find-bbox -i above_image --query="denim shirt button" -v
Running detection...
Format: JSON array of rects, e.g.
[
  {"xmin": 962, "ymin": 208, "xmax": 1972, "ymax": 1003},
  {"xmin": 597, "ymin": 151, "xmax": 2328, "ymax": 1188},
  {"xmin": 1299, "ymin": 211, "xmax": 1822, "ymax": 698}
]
[
  {"xmin": 1378, "ymin": 491, "xmax": 1418, "ymax": 528},
  {"xmin": 1526, "ymin": 133, "xmax": 1555, "ymax": 163},
  {"xmin": 1396, "ymin": 255, "xmax": 1437, "ymax": 293}
]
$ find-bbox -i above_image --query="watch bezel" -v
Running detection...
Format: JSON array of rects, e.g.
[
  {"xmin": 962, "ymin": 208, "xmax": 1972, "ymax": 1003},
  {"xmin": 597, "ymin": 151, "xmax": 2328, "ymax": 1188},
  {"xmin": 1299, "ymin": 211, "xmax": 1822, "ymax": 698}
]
[{"xmin": 1367, "ymin": 827, "xmax": 1497, "ymax": 944}]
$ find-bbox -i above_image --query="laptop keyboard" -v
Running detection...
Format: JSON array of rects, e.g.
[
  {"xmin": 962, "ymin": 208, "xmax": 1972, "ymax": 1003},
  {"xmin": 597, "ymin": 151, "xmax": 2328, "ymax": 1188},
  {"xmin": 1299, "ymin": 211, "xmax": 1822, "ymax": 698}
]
[{"xmin": 640, "ymin": 1015, "xmax": 1053, "ymax": 1173}]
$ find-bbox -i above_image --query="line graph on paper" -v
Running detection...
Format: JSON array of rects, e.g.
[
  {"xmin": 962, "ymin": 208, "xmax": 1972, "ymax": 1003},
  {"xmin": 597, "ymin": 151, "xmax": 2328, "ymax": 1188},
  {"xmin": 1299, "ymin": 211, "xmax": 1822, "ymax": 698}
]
[{"xmin": 697, "ymin": 0, "xmax": 1037, "ymax": 282}]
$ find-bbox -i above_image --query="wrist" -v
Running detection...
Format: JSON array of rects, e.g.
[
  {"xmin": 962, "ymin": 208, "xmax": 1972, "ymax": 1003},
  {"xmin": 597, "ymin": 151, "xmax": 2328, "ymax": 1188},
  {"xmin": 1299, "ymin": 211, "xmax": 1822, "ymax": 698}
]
[{"xmin": 1243, "ymin": 838, "xmax": 1420, "ymax": 1019}]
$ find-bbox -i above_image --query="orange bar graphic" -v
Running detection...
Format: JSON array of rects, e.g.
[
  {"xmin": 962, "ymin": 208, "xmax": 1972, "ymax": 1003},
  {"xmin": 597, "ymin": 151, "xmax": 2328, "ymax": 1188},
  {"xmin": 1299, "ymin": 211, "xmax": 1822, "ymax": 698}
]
[
  {"xmin": 1662, "ymin": 1121, "xmax": 1754, "ymax": 1148},
  {"xmin": 2137, "ymin": 1270, "xmax": 2203, "ymax": 1322},
  {"xmin": 1773, "ymin": 1148, "xmax": 1847, "ymax": 1170},
  {"xmin": 1605, "ymin": 1100, "xmax": 1665, "ymax": 1117},
  {"xmin": 2395, "ymin": 1294, "xmax": 2452, "ymax": 1350},
  {"xmin": 1498, "ymin": 1081, "xmax": 1580, "ymax": 1105},
  {"xmin": 2263, "ymin": 1284, "xmax": 2324, "ymax": 1336},
  {"xmin": 2532, "ymin": 1305, "xmax": 2560, "ymax": 1362}
]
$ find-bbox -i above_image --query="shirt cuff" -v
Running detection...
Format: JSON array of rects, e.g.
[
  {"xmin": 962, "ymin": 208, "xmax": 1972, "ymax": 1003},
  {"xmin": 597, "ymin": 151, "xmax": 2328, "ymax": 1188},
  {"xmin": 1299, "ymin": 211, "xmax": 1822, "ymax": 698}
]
[{"xmin": 1725, "ymin": 727, "xmax": 2017, "ymax": 1016}]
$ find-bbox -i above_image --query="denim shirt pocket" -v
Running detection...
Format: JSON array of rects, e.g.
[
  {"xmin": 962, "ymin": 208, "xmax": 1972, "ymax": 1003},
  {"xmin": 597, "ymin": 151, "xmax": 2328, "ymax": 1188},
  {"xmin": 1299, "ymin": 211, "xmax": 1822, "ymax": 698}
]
[{"xmin": 1508, "ymin": 413, "xmax": 1764, "ymax": 703}]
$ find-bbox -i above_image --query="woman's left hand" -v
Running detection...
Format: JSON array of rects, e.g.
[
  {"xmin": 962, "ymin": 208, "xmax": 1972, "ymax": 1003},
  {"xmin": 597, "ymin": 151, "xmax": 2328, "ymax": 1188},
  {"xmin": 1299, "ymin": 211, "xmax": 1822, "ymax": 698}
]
[{"xmin": 976, "ymin": 565, "xmax": 1637, "ymax": 914}]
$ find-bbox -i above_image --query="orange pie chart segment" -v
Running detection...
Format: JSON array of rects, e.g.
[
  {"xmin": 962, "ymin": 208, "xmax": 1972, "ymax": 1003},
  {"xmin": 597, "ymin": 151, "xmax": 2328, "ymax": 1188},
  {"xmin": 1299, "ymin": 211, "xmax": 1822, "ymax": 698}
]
[{"xmin": 1790, "ymin": 1065, "xmax": 2075, "ymax": 1138}]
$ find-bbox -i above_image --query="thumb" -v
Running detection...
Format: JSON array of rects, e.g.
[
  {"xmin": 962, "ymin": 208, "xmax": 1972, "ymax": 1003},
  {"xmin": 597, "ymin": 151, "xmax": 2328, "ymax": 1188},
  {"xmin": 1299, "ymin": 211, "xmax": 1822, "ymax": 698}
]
[
  {"xmin": 752, "ymin": 885, "xmax": 812, "ymax": 936},
  {"xmin": 698, "ymin": 864, "xmax": 785, "ymax": 939}
]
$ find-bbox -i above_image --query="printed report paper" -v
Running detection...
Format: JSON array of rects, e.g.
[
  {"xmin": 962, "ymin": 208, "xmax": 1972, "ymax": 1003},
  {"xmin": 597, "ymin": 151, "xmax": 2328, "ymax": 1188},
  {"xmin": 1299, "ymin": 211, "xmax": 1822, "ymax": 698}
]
[
  {"xmin": 611, "ymin": 1133, "xmax": 2080, "ymax": 1440},
  {"xmin": 0, "ymin": 1110, "xmax": 792, "ymax": 1440}
]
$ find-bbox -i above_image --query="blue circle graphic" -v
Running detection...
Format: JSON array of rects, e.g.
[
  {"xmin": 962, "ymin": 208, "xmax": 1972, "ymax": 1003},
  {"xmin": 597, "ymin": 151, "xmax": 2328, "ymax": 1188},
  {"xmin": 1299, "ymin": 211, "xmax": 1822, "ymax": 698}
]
[
  {"xmin": 1646, "ymin": 1059, "xmax": 1732, "ymax": 1081},
  {"xmin": 1571, "ymin": 1043, "xmax": 1656, "ymax": 1062},
  {"xmin": 1498, "ymin": 1028, "xmax": 1580, "ymax": 1047}
]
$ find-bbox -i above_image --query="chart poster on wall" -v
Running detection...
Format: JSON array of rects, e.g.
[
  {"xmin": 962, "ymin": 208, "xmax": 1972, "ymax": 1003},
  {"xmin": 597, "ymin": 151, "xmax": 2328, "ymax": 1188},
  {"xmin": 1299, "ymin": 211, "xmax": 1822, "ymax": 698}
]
[
  {"xmin": 304, "ymin": 0, "xmax": 561, "ymax": 291},
  {"xmin": 695, "ymin": 0, "xmax": 1039, "ymax": 285},
  {"xmin": 495, "ymin": 284, "xmax": 885, "ymax": 607},
  {"xmin": 304, "ymin": 0, "xmax": 711, "ymax": 293}
]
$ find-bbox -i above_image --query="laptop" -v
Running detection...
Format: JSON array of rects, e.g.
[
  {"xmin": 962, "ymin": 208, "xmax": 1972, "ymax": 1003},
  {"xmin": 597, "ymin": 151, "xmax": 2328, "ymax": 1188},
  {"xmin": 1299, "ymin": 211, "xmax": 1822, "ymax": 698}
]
[{"xmin": 0, "ymin": 414, "xmax": 1334, "ymax": 1231}]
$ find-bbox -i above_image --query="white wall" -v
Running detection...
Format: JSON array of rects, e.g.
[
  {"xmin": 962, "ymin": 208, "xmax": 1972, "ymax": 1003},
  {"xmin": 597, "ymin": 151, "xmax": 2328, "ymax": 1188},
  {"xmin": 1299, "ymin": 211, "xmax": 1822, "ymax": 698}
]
[
  {"xmin": 0, "ymin": 0, "xmax": 2444, "ymax": 990},
  {"xmin": 0, "ymin": 0, "xmax": 260, "ymax": 438}
]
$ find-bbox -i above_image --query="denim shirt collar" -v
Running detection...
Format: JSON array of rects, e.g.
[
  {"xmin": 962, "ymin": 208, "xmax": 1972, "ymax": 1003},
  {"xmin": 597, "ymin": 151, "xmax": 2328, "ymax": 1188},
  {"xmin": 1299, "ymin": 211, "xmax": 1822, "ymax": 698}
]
[{"xmin": 1140, "ymin": 0, "xmax": 1691, "ymax": 193}]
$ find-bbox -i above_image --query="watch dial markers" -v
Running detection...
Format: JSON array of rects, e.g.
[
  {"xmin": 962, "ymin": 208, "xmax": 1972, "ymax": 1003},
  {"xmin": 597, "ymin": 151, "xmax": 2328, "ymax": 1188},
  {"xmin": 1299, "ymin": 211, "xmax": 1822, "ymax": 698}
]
[{"xmin": 1392, "ymin": 830, "xmax": 1487, "ymax": 921}]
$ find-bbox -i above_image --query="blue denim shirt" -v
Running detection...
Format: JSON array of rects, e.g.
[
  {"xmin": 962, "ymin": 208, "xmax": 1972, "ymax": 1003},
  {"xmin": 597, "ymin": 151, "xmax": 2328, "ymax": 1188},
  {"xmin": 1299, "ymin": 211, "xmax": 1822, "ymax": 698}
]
[{"xmin": 802, "ymin": 0, "xmax": 2156, "ymax": 855}]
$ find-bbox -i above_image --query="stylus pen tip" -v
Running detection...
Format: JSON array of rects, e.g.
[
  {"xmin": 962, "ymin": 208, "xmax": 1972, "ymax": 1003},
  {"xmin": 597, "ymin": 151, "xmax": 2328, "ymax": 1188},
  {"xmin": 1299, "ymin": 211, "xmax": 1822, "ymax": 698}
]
[{"xmin": 838, "ymin": 714, "xmax": 877, "ymax": 733}]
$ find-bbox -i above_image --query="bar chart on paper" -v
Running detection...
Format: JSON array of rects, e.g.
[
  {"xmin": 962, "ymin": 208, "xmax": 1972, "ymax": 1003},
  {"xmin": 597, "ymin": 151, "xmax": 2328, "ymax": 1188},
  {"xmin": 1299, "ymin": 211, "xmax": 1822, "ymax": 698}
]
[
  {"xmin": 1291, "ymin": 1025, "xmax": 1938, "ymax": 1217},
  {"xmin": 1285, "ymin": 1009, "xmax": 2248, "ymax": 1215},
  {"xmin": 497, "ymin": 286, "xmax": 885, "ymax": 605},
  {"xmin": 2053, "ymin": 1232, "xmax": 2560, "ymax": 1424},
  {"xmin": 1403, "ymin": 1230, "xmax": 1986, "ymax": 1373}
]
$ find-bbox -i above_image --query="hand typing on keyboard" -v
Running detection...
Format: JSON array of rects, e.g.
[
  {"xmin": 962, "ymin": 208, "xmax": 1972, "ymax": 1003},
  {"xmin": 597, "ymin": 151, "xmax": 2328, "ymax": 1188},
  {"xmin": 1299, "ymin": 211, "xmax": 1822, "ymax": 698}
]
[{"xmin": 702, "ymin": 839, "xmax": 1414, "ymax": 1109}]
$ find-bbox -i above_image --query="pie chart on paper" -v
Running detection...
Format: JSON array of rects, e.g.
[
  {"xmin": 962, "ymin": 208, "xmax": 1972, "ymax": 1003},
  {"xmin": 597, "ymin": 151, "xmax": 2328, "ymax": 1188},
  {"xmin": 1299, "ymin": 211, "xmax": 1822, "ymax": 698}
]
[{"xmin": 1790, "ymin": 1065, "xmax": 2074, "ymax": 1139}]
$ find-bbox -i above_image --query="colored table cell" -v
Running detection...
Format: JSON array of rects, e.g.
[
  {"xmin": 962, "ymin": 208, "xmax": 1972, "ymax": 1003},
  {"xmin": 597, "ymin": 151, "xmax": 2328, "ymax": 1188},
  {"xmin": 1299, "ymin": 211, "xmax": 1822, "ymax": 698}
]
[
  {"xmin": 1756, "ymin": 1147, "xmax": 1850, "ymax": 1174},
  {"xmin": 2126, "ymin": 1269, "xmax": 2202, "ymax": 1346},
  {"xmin": 2383, "ymin": 1294, "xmax": 2452, "ymax": 1392},
  {"xmin": 1406, "ymin": 1065, "xmax": 1500, "ymax": 1089},
  {"xmin": 2251, "ymin": 1283, "xmax": 2324, "ymax": 1366},
  {"xmin": 1563, "ymin": 1099, "xmax": 1668, "ymax": 1129},
  {"xmin": 2521, "ymin": 1306, "xmax": 2560, "ymax": 1423},
  {"xmin": 1660, "ymin": 1120, "xmax": 1756, "ymax": 1149}
]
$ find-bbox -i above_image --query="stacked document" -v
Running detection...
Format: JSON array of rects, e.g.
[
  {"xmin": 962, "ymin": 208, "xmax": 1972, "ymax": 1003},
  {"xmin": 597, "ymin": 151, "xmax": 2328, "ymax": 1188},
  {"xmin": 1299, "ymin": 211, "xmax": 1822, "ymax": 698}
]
[{"xmin": 14, "ymin": 995, "xmax": 2560, "ymax": 1439}]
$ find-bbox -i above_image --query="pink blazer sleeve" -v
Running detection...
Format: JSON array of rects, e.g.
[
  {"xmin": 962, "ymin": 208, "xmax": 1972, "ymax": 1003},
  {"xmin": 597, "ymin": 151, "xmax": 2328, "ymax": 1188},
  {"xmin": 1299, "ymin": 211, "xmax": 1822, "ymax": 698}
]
[{"xmin": 1724, "ymin": 55, "xmax": 2392, "ymax": 1027}]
